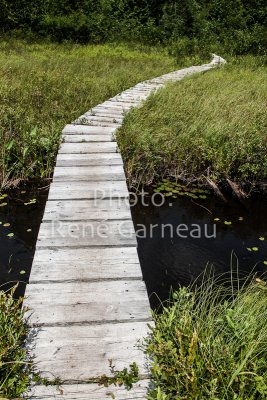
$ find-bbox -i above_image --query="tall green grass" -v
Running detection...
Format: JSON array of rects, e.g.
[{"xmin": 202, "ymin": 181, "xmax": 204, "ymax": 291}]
[
  {"xmin": 0, "ymin": 287, "xmax": 32, "ymax": 398},
  {"xmin": 0, "ymin": 40, "xmax": 177, "ymax": 188},
  {"xmin": 145, "ymin": 274, "xmax": 267, "ymax": 399},
  {"xmin": 117, "ymin": 56, "xmax": 267, "ymax": 192}
]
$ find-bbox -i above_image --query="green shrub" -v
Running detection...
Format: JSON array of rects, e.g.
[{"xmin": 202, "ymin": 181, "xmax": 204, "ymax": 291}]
[
  {"xmin": 145, "ymin": 276, "xmax": 267, "ymax": 399},
  {"xmin": 0, "ymin": 288, "xmax": 33, "ymax": 398}
]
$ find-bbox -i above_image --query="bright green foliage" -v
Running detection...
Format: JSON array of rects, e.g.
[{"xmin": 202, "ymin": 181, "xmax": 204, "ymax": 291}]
[
  {"xmin": 0, "ymin": 288, "xmax": 33, "ymax": 398},
  {"xmin": 145, "ymin": 277, "xmax": 267, "ymax": 399},
  {"xmin": 0, "ymin": 40, "xmax": 176, "ymax": 187},
  {"xmin": 117, "ymin": 56, "xmax": 267, "ymax": 190}
]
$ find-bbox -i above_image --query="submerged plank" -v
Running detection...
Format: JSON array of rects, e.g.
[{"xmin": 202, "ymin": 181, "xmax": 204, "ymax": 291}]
[
  {"xmin": 29, "ymin": 380, "xmax": 149, "ymax": 400},
  {"xmin": 29, "ymin": 247, "xmax": 143, "ymax": 283},
  {"xmin": 25, "ymin": 280, "xmax": 150, "ymax": 326},
  {"xmin": 28, "ymin": 322, "xmax": 149, "ymax": 379},
  {"xmin": 37, "ymin": 220, "xmax": 136, "ymax": 248}
]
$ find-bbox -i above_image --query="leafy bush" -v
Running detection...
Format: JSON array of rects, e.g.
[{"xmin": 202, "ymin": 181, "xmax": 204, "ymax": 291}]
[
  {"xmin": 0, "ymin": 288, "xmax": 32, "ymax": 398},
  {"xmin": 145, "ymin": 276, "xmax": 267, "ymax": 399},
  {"xmin": 0, "ymin": 1, "xmax": 267, "ymax": 55}
]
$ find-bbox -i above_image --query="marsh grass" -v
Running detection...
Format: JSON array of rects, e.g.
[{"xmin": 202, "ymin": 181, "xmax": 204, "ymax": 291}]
[
  {"xmin": 117, "ymin": 56, "xmax": 267, "ymax": 192},
  {"xmin": 145, "ymin": 272, "xmax": 267, "ymax": 399},
  {"xmin": 0, "ymin": 287, "xmax": 32, "ymax": 398},
  {"xmin": 0, "ymin": 40, "xmax": 177, "ymax": 188}
]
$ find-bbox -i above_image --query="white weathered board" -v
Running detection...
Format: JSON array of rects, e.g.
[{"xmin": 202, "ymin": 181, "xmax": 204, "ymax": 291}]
[
  {"xmin": 25, "ymin": 54, "xmax": 226, "ymax": 399},
  {"xmin": 29, "ymin": 247, "xmax": 143, "ymax": 283},
  {"xmin": 27, "ymin": 322, "xmax": 149, "ymax": 379}
]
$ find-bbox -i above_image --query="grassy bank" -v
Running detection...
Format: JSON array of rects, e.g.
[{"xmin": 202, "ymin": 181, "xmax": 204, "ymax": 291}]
[
  {"xmin": 0, "ymin": 40, "xmax": 177, "ymax": 188},
  {"xmin": 0, "ymin": 288, "xmax": 33, "ymax": 398},
  {"xmin": 117, "ymin": 56, "xmax": 267, "ymax": 193},
  {"xmin": 145, "ymin": 275, "xmax": 267, "ymax": 399}
]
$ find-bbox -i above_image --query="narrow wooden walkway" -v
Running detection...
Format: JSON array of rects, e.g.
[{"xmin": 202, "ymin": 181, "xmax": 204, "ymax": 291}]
[{"xmin": 25, "ymin": 55, "xmax": 225, "ymax": 399}]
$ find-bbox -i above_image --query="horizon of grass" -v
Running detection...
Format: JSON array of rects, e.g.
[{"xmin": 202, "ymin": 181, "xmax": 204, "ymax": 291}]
[
  {"xmin": 117, "ymin": 56, "xmax": 267, "ymax": 194},
  {"xmin": 0, "ymin": 39, "xmax": 178, "ymax": 188},
  {"xmin": 145, "ymin": 272, "xmax": 267, "ymax": 399}
]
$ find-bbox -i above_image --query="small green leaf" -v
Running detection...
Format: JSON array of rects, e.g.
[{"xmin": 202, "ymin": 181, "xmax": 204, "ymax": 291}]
[
  {"xmin": 7, "ymin": 233, "xmax": 14, "ymax": 238},
  {"xmin": 20, "ymin": 270, "xmax": 26, "ymax": 275},
  {"xmin": 224, "ymin": 221, "xmax": 232, "ymax": 225},
  {"xmin": 247, "ymin": 248, "xmax": 252, "ymax": 251},
  {"xmin": 3, "ymin": 223, "xmax": 10, "ymax": 227},
  {"xmin": 0, "ymin": 203, "xmax": 7, "ymax": 207},
  {"xmin": 252, "ymin": 247, "xmax": 259, "ymax": 251},
  {"xmin": 259, "ymin": 237, "xmax": 265, "ymax": 241},
  {"xmin": 214, "ymin": 218, "xmax": 220, "ymax": 222},
  {"xmin": 263, "ymin": 261, "xmax": 267, "ymax": 265}
]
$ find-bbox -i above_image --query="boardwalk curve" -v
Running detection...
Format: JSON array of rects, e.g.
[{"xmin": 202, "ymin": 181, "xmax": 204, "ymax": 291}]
[{"xmin": 26, "ymin": 54, "xmax": 226, "ymax": 399}]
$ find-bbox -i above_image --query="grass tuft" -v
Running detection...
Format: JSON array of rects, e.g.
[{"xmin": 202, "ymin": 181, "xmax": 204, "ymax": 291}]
[
  {"xmin": 0, "ymin": 287, "xmax": 33, "ymax": 398},
  {"xmin": 145, "ymin": 274, "xmax": 267, "ymax": 399}
]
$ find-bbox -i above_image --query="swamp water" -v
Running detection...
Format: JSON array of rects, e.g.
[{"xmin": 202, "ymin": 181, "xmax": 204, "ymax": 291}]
[
  {"xmin": 131, "ymin": 192, "xmax": 267, "ymax": 309},
  {"xmin": 0, "ymin": 186, "xmax": 266, "ymax": 308},
  {"xmin": 0, "ymin": 187, "xmax": 48, "ymax": 297}
]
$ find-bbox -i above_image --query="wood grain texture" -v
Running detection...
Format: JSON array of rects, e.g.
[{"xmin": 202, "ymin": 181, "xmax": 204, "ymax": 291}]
[
  {"xmin": 28, "ymin": 380, "xmax": 149, "ymax": 399},
  {"xmin": 62, "ymin": 124, "xmax": 116, "ymax": 135},
  {"xmin": 29, "ymin": 247, "xmax": 143, "ymax": 282},
  {"xmin": 53, "ymin": 165, "xmax": 125, "ymax": 181},
  {"xmin": 59, "ymin": 142, "xmax": 117, "ymax": 154},
  {"xmin": 48, "ymin": 180, "xmax": 129, "ymax": 200},
  {"xmin": 42, "ymin": 199, "xmax": 131, "ymax": 221},
  {"xmin": 25, "ymin": 280, "xmax": 150, "ymax": 325},
  {"xmin": 56, "ymin": 153, "xmax": 123, "ymax": 167},
  {"xmin": 62, "ymin": 134, "xmax": 114, "ymax": 143},
  {"xmin": 27, "ymin": 322, "xmax": 149, "ymax": 379},
  {"xmin": 37, "ymin": 220, "xmax": 137, "ymax": 248}
]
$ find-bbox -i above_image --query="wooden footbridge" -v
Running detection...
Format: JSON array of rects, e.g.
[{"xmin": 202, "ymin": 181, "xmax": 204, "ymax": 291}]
[{"xmin": 26, "ymin": 55, "xmax": 225, "ymax": 399}]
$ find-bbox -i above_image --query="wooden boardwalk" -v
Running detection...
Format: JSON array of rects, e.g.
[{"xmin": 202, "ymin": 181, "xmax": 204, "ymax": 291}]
[{"xmin": 25, "ymin": 55, "xmax": 225, "ymax": 399}]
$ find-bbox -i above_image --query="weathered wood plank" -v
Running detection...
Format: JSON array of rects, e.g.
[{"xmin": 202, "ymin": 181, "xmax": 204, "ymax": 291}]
[
  {"xmin": 56, "ymin": 153, "xmax": 123, "ymax": 167},
  {"xmin": 82, "ymin": 114, "xmax": 123, "ymax": 123},
  {"xmin": 28, "ymin": 322, "xmax": 149, "ymax": 379},
  {"xmin": 42, "ymin": 199, "xmax": 131, "ymax": 221},
  {"xmin": 48, "ymin": 181, "xmax": 129, "ymax": 200},
  {"xmin": 73, "ymin": 118, "xmax": 121, "ymax": 128},
  {"xmin": 62, "ymin": 124, "xmax": 116, "ymax": 135},
  {"xmin": 53, "ymin": 165, "xmax": 125, "ymax": 181},
  {"xmin": 37, "ymin": 220, "xmax": 136, "ymax": 248},
  {"xmin": 59, "ymin": 142, "xmax": 117, "ymax": 154},
  {"xmin": 29, "ymin": 247, "xmax": 143, "ymax": 283},
  {"xmin": 28, "ymin": 381, "xmax": 149, "ymax": 400},
  {"xmin": 62, "ymin": 134, "xmax": 114, "ymax": 143},
  {"xmin": 25, "ymin": 280, "xmax": 150, "ymax": 326}
]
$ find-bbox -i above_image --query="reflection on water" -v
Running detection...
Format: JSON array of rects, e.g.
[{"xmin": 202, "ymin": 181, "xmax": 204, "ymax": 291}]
[{"xmin": 131, "ymin": 194, "xmax": 267, "ymax": 309}]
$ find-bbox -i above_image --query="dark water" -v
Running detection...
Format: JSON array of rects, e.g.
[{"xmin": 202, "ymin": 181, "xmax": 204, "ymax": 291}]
[
  {"xmin": 0, "ymin": 184, "xmax": 266, "ymax": 308},
  {"xmin": 0, "ymin": 186, "xmax": 48, "ymax": 297},
  {"xmin": 131, "ymin": 194, "xmax": 267, "ymax": 309}
]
